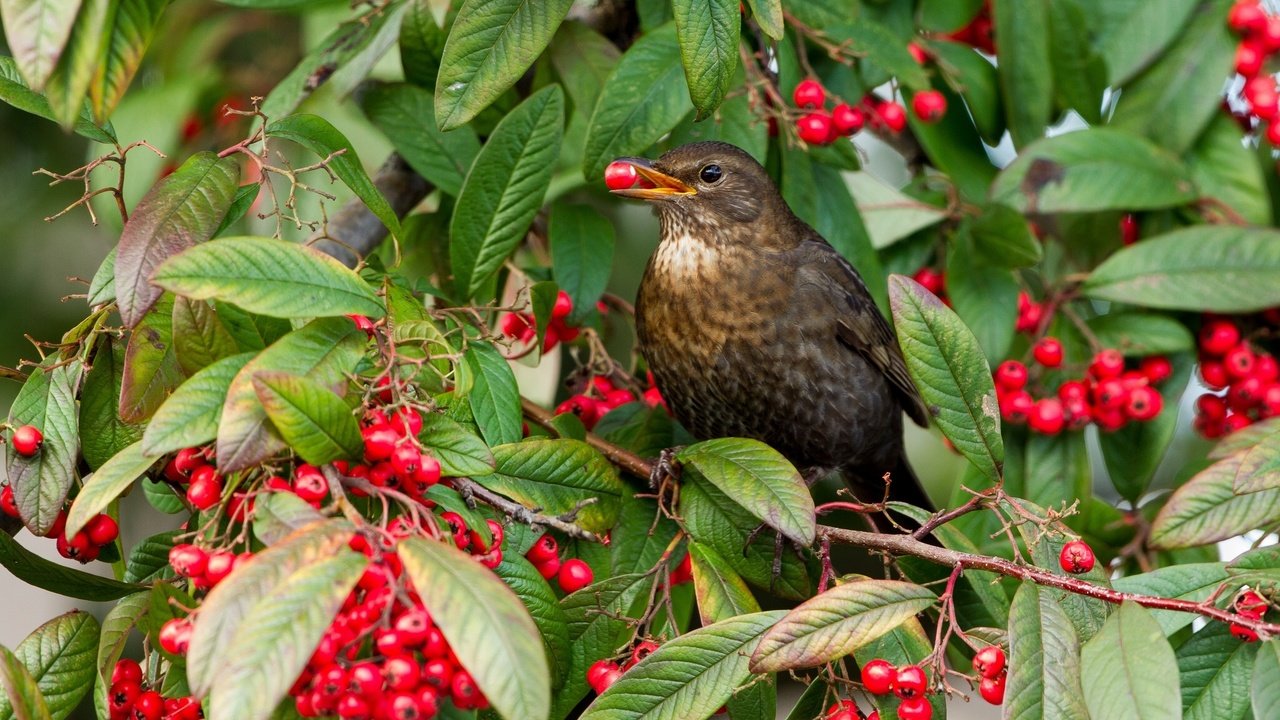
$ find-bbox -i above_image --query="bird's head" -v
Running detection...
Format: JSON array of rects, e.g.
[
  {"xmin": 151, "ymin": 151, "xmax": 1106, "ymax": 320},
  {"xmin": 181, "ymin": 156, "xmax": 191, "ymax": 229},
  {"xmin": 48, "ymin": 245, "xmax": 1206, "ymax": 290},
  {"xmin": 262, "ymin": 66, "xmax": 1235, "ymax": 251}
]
[{"xmin": 610, "ymin": 141, "xmax": 781, "ymax": 228}]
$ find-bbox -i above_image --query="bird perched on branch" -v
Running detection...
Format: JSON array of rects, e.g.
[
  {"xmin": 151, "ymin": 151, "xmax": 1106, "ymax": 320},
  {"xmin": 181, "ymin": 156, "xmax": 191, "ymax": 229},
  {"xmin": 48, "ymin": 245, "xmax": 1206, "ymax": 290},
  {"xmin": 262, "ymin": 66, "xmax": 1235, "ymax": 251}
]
[{"xmin": 610, "ymin": 141, "xmax": 931, "ymax": 510}]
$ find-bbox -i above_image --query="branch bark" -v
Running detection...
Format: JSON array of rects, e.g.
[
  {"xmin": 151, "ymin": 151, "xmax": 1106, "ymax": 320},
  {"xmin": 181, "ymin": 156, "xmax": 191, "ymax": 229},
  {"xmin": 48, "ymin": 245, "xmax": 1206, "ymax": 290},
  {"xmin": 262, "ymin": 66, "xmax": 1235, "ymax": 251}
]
[{"xmin": 309, "ymin": 152, "xmax": 431, "ymax": 267}]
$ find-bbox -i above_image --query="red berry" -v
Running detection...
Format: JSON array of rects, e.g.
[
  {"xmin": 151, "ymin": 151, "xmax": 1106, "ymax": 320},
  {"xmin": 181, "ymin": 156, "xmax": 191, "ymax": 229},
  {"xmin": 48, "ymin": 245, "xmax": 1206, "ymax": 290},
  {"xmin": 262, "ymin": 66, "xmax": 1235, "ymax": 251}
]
[
  {"xmin": 1229, "ymin": 376, "xmax": 1266, "ymax": 410},
  {"xmin": 450, "ymin": 670, "xmax": 485, "ymax": 710},
  {"xmin": 994, "ymin": 360, "xmax": 1029, "ymax": 391},
  {"xmin": 391, "ymin": 443, "xmax": 422, "ymax": 479},
  {"xmin": 1119, "ymin": 213, "xmax": 1139, "ymax": 245},
  {"xmin": 346, "ymin": 661, "xmax": 383, "ymax": 697},
  {"xmin": 1200, "ymin": 360, "xmax": 1230, "ymax": 389},
  {"xmin": 972, "ymin": 646, "xmax": 1006, "ymax": 679},
  {"xmin": 912, "ymin": 267, "xmax": 945, "ymax": 296},
  {"xmin": 383, "ymin": 692, "xmax": 424, "ymax": 720},
  {"xmin": 831, "ymin": 103, "xmax": 865, "ymax": 135},
  {"xmin": 1265, "ymin": 16, "xmax": 1280, "ymax": 51},
  {"xmin": 587, "ymin": 660, "xmax": 621, "ymax": 693},
  {"xmin": 999, "ymin": 390, "xmax": 1034, "ymax": 425},
  {"xmin": 362, "ymin": 423, "xmax": 399, "ymax": 462},
  {"xmin": 979, "ymin": 673, "xmax": 1006, "ymax": 704},
  {"xmin": 1237, "ymin": 41, "xmax": 1266, "ymax": 76},
  {"xmin": 1201, "ymin": 320, "xmax": 1241, "ymax": 356},
  {"xmin": 558, "ymin": 558, "xmax": 594, "ymax": 593},
  {"xmin": 1089, "ymin": 349, "xmax": 1125, "ymax": 380},
  {"xmin": 391, "ymin": 407, "xmax": 424, "ymax": 437},
  {"xmin": 878, "ymin": 101, "xmax": 908, "ymax": 132},
  {"xmin": 1237, "ymin": 590, "xmax": 1268, "ymax": 616},
  {"xmin": 440, "ymin": 511, "xmax": 470, "ymax": 550},
  {"xmin": 169, "ymin": 544, "xmax": 208, "ymax": 578},
  {"xmin": 394, "ymin": 609, "xmax": 432, "ymax": 646},
  {"xmin": 1230, "ymin": 1, "xmax": 1269, "ymax": 34},
  {"xmin": 1226, "ymin": 411, "xmax": 1254, "ymax": 433},
  {"xmin": 908, "ymin": 42, "xmax": 929, "ymax": 63},
  {"xmin": 133, "ymin": 690, "xmax": 163, "ymax": 720},
  {"xmin": 552, "ymin": 290, "xmax": 574, "ymax": 320},
  {"xmin": 348, "ymin": 314, "xmax": 376, "ymax": 336},
  {"xmin": 86, "ymin": 514, "xmax": 119, "ymax": 546},
  {"xmin": 526, "ymin": 534, "xmax": 559, "ymax": 565},
  {"xmin": 1198, "ymin": 393, "xmax": 1228, "ymax": 421},
  {"xmin": 535, "ymin": 553, "xmax": 562, "ymax": 579},
  {"xmin": 826, "ymin": 699, "xmax": 860, "ymax": 720},
  {"xmin": 336, "ymin": 693, "xmax": 371, "ymax": 720},
  {"xmin": 911, "ymin": 90, "xmax": 947, "ymax": 123},
  {"xmin": 110, "ymin": 678, "xmax": 141, "ymax": 714},
  {"xmin": 1059, "ymin": 540, "xmax": 1096, "ymax": 574},
  {"xmin": 0, "ymin": 485, "xmax": 18, "ymax": 518},
  {"xmin": 604, "ymin": 161, "xmax": 639, "ymax": 190},
  {"xmin": 1033, "ymin": 337, "xmax": 1064, "ymax": 368},
  {"xmin": 500, "ymin": 312, "xmax": 535, "ymax": 341},
  {"xmin": 11, "ymin": 425, "xmax": 42, "ymax": 457},
  {"xmin": 112, "ymin": 658, "xmax": 143, "ymax": 685},
  {"xmin": 1225, "ymin": 345, "xmax": 1257, "ymax": 379},
  {"xmin": 471, "ymin": 518, "xmax": 505, "ymax": 553},
  {"xmin": 186, "ymin": 467, "xmax": 223, "ymax": 510},
  {"xmin": 896, "ymin": 696, "xmax": 932, "ymax": 720},
  {"xmin": 796, "ymin": 112, "xmax": 835, "ymax": 145},
  {"xmin": 412, "ymin": 454, "xmax": 442, "ymax": 488},
  {"xmin": 1028, "ymin": 398, "xmax": 1065, "ymax": 435},
  {"xmin": 204, "ymin": 550, "xmax": 237, "ymax": 586},
  {"xmin": 1125, "ymin": 385, "xmax": 1163, "ymax": 421},
  {"xmin": 173, "ymin": 447, "xmax": 205, "ymax": 475},
  {"xmin": 293, "ymin": 465, "xmax": 329, "ymax": 502},
  {"xmin": 792, "ymin": 79, "xmax": 826, "ymax": 108},
  {"xmin": 556, "ymin": 395, "xmax": 602, "ymax": 430},
  {"xmin": 1139, "ymin": 355, "xmax": 1172, "ymax": 384},
  {"xmin": 894, "ymin": 665, "xmax": 927, "ymax": 699},
  {"xmin": 861, "ymin": 658, "xmax": 895, "ymax": 695},
  {"xmin": 158, "ymin": 617, "xmax": 193, "ymax": 655},
  {"xmin": 1257, "ymin": 354, "xmax": 1279, "ymax": 382},
  {"xmin": 594, "ymin": 665, "xmax": 623, "ymax": 694},
  {"xmin": 1231, "ymin": 622, "xmax": 1260, "ymax": 642}
]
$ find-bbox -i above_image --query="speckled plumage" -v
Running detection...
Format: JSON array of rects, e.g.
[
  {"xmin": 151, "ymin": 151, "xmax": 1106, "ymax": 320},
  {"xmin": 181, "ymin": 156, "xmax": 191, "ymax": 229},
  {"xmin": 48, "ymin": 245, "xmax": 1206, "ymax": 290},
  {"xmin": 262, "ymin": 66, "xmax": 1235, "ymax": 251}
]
[{"xmin": 628, "ymin": 142, "xmax": 930, "ymax": 507}]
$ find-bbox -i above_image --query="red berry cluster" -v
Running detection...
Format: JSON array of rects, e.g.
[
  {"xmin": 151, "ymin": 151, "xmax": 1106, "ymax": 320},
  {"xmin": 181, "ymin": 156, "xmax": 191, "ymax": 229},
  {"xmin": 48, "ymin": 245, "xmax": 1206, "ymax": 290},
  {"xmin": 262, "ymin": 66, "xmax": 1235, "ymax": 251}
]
[
  {"xmin": 942, "ymin": 1, "xmax": 995, "ymax": 55},
  {"xmin": 107, "ymin": 658, "xmax": 202, "ymax": 720},
  {"xmin": 0, "ymin": 490, "xmax": 119, "ymax": 563},
  {"xmin": 1229, "ymin": 589, "xmax": 1270, "ymax": 642},
  {"xmin": 789, "ymin": 78, "xmax": 946, "ymax": 145},
  {"xmin": 524, "ymin": 533, "xmax": 594, "ymax": 592},
  {"xmin": 553, "ymin": 374, "xmax": 666, "ymax": 431},
  {"xmin": 438, "ymin": 512, "xmax": 505, "ymax": 569},
  {"xmin": 168, "ymin": 542, "xmax": 251, "ymax": 591},
  {"xmin": 1058, "ymin": 540, "xmax": 1096, "ymax": 574},
  {"xmin": 859, "ymin": 660, "xmax": 933, "ymax": 719},
  {"xmin": 349, "ymin": 403, "xmax": 443, "ymax": 502},
  {"xmin": 285, "ymin": 531, "xmax": 492, "ymax": 719},
  {"xmin": 1192, "ymin": 316, "xmax": 1280, "ymax": 438},
  {"xmin": 1227, "ymin": 1, "xmax": 1280, "ymax": 143},
  {"xmin": 499, "ymin": 291, "xmax": 581, "ymax": 354},
  {"xmin": 971, "ymin": 646, "xmax": 1007, "ymax": 705},
  {"xmin": 160, "ymin": 447, "xmax": 226, "ymax": 511},
  {"xmin": 585, "ymin": 639, "xmax": 660, "ymax": 695},
  {"xmin": 995, "ymin": 347, "xmax": 1170, "ymax": 435}
]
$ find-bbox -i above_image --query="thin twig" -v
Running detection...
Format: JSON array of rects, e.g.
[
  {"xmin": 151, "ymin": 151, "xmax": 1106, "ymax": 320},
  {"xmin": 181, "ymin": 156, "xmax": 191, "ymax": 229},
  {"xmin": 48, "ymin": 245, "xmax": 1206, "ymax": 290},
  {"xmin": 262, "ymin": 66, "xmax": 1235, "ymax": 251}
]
[{"xmin": 452, "ymin": 477, "xmax": 600, "ymax": 542}]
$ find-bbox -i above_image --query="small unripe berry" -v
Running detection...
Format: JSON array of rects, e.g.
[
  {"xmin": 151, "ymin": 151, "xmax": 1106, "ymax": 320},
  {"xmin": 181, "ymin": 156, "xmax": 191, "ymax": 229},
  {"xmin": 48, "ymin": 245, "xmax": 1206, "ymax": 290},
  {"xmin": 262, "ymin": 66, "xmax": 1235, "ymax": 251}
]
[{"xmin": 1059, "ymin": 540, "xmax": 1096, "ymax": 574}]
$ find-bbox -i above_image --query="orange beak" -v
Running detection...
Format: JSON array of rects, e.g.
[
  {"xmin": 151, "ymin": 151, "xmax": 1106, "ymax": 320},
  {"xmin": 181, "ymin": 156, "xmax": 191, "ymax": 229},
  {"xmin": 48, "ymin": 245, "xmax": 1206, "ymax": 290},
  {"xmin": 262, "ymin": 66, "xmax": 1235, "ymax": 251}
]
[{"xmin": 609, "ymin": 158, "xmax": 696, "ymax": 199}]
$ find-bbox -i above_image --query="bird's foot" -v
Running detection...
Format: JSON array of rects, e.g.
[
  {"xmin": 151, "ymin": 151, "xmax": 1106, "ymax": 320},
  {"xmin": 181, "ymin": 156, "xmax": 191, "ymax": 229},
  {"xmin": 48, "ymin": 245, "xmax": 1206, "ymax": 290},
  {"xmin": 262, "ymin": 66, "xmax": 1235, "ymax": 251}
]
[
  {"xmin": 649, "ymin": 447, "xmax": 683, "ymax": 490},
  {"xmin": 743, "ymin": 522, "xmax": 807, "ymax": 591}
]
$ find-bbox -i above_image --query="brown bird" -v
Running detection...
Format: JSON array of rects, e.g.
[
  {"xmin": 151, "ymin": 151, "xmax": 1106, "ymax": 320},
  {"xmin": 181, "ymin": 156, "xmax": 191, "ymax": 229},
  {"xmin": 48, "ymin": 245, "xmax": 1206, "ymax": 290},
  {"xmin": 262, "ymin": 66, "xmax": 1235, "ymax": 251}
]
[{"xmin": 612, "ymin": 141, "xmax": 932, "ymax": 510}]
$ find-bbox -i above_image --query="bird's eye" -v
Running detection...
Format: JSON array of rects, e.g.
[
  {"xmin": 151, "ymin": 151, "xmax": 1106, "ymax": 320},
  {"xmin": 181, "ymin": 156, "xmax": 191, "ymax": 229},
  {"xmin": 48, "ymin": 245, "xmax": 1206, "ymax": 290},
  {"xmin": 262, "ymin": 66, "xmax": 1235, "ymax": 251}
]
[{"xmin": 699, "ymin": 164, "xmax": 723, "ymax": 184}]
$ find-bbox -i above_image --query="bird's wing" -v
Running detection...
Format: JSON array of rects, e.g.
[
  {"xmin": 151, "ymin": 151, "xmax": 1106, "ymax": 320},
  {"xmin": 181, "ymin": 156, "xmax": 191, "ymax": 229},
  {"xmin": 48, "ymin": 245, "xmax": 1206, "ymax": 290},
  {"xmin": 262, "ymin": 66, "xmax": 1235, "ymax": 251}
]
[{"xmin": 794, "ymin": 238, "xmax": 930, "ymax": 427}]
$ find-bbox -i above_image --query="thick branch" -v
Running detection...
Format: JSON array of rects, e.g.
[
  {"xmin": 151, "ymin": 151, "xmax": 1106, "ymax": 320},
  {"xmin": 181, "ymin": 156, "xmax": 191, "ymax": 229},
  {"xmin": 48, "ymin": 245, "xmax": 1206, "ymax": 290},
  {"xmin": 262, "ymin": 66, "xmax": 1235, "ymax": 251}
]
[
  {"xmin": 821, "ymin": 524, "xmax": 1280, "ymax": 636},
  {"xmin": 309, "ymin": 152, "xmax": 431, "ymax": 267},
  {"xmin": 453, "ymin": 476, "xmax": 600, "ymax": 542},
  {"xmin": 520, "ymin": 396, "xmax": 653, "ymax": 479}
]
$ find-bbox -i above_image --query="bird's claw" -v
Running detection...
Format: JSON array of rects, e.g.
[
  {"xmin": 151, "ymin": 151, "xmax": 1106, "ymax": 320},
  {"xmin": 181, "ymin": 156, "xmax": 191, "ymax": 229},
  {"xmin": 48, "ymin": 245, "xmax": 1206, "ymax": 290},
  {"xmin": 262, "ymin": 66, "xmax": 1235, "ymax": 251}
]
[{"xmin": 649, "ymin": 447, "xmax": 683, "ymax": 490}]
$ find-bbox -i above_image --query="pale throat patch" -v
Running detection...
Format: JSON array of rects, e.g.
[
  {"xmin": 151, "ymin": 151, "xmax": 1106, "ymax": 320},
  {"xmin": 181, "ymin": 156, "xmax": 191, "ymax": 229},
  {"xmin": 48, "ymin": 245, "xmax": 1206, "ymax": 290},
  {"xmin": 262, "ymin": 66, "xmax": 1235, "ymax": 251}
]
[{"xmin": 653, "ymin": 230, "xmax": 720, "ymax": 278}]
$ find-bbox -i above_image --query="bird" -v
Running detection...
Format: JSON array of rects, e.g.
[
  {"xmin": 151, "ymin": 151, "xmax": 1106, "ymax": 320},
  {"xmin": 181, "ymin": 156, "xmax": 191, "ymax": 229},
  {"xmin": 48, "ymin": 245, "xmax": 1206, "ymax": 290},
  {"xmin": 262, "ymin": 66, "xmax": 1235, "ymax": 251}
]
[{"xmin": 610, "ymin": 140, "xmax": 932, "ymax": 511}]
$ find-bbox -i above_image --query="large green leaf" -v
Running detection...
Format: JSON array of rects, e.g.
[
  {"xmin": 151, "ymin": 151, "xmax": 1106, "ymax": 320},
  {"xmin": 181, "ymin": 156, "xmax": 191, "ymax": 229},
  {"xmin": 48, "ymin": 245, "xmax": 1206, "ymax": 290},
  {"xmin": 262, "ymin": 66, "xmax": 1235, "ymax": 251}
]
[
  {"xmin": 1087, "ymin": 0, "xmax": 1198, "ymax": 85},
  {"xmin": 0, "ymin": 0, "xmax": 81, "ymax": 90},
  {"xmin": 1112, "ymin": 563, "xmax": 1232, "ymax": 636},
  {"xmin": 493, "ymin": 553, "xmax": 571, "ymax": 687},
  {"xmin": 688, "ymin": 542, "xmax": 759, "ymax": 625},
  {"xmin": 216, "ymin": 318, "xmax": 365, "ymax": 472},
  {"xmin": 265, "ymin": 114, "xmax": 401, "ymax": 240},
  {"xmin": 1084, "ymin": 226, "xmax": 1280, "ymax": 313},
  {"xmin": 990, "ymin": 128, "xmax": 1197, "ymax": 214},
  {"xmin": 1189, "ymin": 114, "xmax": 1271, "ymax": 226},
  {"xmin": 63, "ymin": 441, "xmax": 152, "ymax": 540},
  {"xmin": 141, "ymin": 351, "xmax": 253, "ymax": 457},
  {"xmin": 991, "ymin": 0, "xmax": 1051, "ymax": 148},
  {"xmin": 433, "ymin": 0, "xmax": 573, "ymax": 130},
  {"xmin": 1048, "ymin": 0, "xmax": 1106, "ymax": 123},
  {"xmin": 930, "ymin": 39, "xmax": 1003, "ymax": 144},
  {"xmin": 1086, "ymin": 313, "xmax": 1195, "ymax": 356},
  {"xmin": 171, "ymin": 296, "xmax": 238, "ymax": 376},
  {"xmin": 1004, "ymin": 582, "xmax": 1090, "ymax": 720},
  {"xmin": 610, "ymin": 492, "xmax": 680, "ymax": 577},
  {"xmin": 399, "ymin": 537, "xmax": 551, "ymax": 720},
  {"xmin": 461, "ymin": 343, "xmax": 522, "ymax": 447},
  {"xmin": 119, "ymin": 295, "xmax": 184, "ymax": 423},
  {"xmin": 40, "ymin": 0, "xmax": 107, "ymax": 128},
  {"xmin": 0, "ymin": 644, "xmax": 49, "ymax": 720},
  {"xmin": 1151, "ymin": 453, "xmax": 1280, "ymax": 548},
  {"xmin": 743, "ymin": 0, "xmax": 783, "ymax": 37},
  {"xmin": 582, "ymin": 611, "xmax": 785, "ymax": 720},
  {"xmin": 7, "ymin": 358, "xmax": 81, "ymax": 536},
  {"xmin": 154, "ymin": 235, "xmax": 383, "ymax": 319},
  {"xmin": 1081, "ymin": 602, "xmax": 1181, "ymax": 720},
  {"xmin": 749, "ymin": 579, "xmax": 935, "ymax": 672},
  {"xmin": 553, "ymin": 573, "xmax": 654, "ymax": 718},
  {"xmin": 91, "ymin": 592, "xmax": 148, "ymax": 718},
  {"xmin": 186, "ymin": 519, "xmax": 354, "ymax": 695},
  {"xmin": 449, "ymin": 85, "xmax": 564, "ymax": 300},
  {"xmin": 87, "ymin": 0, "xmax": 168, "ymax": 122},
  {"xmin": 1254, "ymin": 639, "xmax": 1280, "ymax": 719},
  {"xmin": 252, "ymin": 371, "xmax": 363, "ymax": 465},
  {"xmin": 549, "ymin": 203, "xmax": 615, "ymax": 325},
  {"xmin": 889, "ymin": 274, "xmax": 1003, "ymax": 483},
  {"xmin": 0, "ymin": 611, "xmax": 98, "ymax": 720},
  {"xmin": 945, "ymin": 236, "xmax": 1019, "ymax": 362},
  {"xmin": 360, "ymin": 82, "xmax": 480, "ymax": 197},
  {"xmin": 0, "ymin": 534, "xmax": 141, "ymax": 602},
  {"xmin": 1177, "ymin": 622, "xmax": 1256, "ymax": 720},
  {"xmin": 79, "ymin": 337, "xmax": 143, "ymax": 470},
  {"xmin": 114, "ymin": 152, "xmax": 240, "ymax": 328},
  {"xmin": 582, "ymin": 23, "xmax": 692, "ymax": 181},
  {"xmin": 0, "ymin": 56, "xmax": 113, "ymax": 143},
  {"xmin": 482, "ymin": 438, "xmax": 623, "ymax": 534},
  {"xmin": 672, "ymin": 0, "xmax": 739, "ymax": 118},
  {"xmin": 677, "ymin": 438, "xmax": 815, "ymax": 546},
  {"xmin": 417, "ymin": 412, "xmax": 494, "ymax": 477}
]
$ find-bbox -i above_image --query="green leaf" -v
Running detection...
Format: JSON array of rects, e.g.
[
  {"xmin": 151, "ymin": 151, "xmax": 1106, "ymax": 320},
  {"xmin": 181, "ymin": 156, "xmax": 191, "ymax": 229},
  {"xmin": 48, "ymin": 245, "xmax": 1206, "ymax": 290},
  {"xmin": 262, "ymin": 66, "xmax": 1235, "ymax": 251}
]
[
  {"xmin": 171, "ymin": 296, "xmax": 238, "ymax": 375},
  {"xmin": 610, "ymin": 493, "xmax": 679, "ymax": 577},
  {"xmin": 64, "ymin": 441, "xmax": 153, "ymax": 540},
  {"xmin": 1088, "ymin": 0, "xmax": 1199, "ymax": 85},
  {"xmin": 35, "ymin": 0, "xmax": 108, "ymax": 128},
  {"xmin": 214, "ymin": 301, "xmax": 290, "ymax": 351},
  {"xmin": 251, "ymin": 492, "xmax": 325, "ymax": 548},
  {"xmin": 493, "ymin": 553, "xmax": 571, "ymax": 687},
  {"xmin": 847, "ymin": 172, "xmax": 947, "ymax": 249},
  {"xmin": 79, "ymin": 337, "xmax": 144, "ymax": 470},
  {"xmin": 0, "ymin": 55, "xmax": 113, "ymax": 143},
  {"xmin": 360, "ymin": 82, "xmax": 480, "ymax": 197},
  {"xmin": 969, "ymin": 203, "xmax": 1042, "ymax": 268},
  {"xmin": 114, "ymin": 152, "xmax": 240, "ymax": 328},
  {"xmin": 1081, "ymin": 602, "xmax": 1181, "ymax": 720},
  {"xmin": 119, "ymin": 295, "xmax": 184, "ymax": 423},
  {"xmin": 672, "ymin": 0, "xmax": 739, "ymax": 118},
  {"xmin": 122, "ymin": 531, "xmax": 179, "ymax": 583},
  {"xmin": 919, "ymin": 0, "xmax": 982, "ymax": 31},
  {"xmin": 433, "ymin": 0, "xmax": 573, "ymax": 130},
  {"xmin": 1113, "ymin": 563, "xmax": 1233, "ymax": 636},
  {"xmin": 0, "ymin": 0, "xmax": 81, "ymax": 90},
  {"xmin": 1177, "ymin": 622, "xmax": 1257, "ymax": 720},
  {"xmin": 1087, "ymin": 313, "xmax": 1195, "ymax": 356},
  {"xmin": 87, "ymin": 0, "xmax": 168, "ymax": 122},
  {"xmin": 549, "ymin": 204, "xmax": 615, "ymax": 325},
  {"xmin": 141, "ymin": 351, "xmax": 252, "ymax": 457},
  {"xmin": 252, "ymin": 371, "xmax": 362, "ymax": 465},
  {"xmin": 889, "ymin": 274, "xmax": 1003, "ymax": 483},
  {"xmin": 86, "ymin": 248, "xmax": 116, "ymax": 306},
  {"xmin": 462, "ymin": 343, "xmax": 522, "ymax": 447},
  {"xmin": 991, "ymin": 0, "xmax": 1051, "ymax": 148},
  {"xmin": 265, "ymin": 114, "xmax": 401, "ymax": 240},
  {"xmin": 216, "ymin": 318, "xmax": 365, "ymax": 472},
  {"xmin": 851, "ymin": 614, "xmax": 945, "ymax": 720},
  {"xmin": 990, "ymin": 128, "xmax": 1198, "ymax": 214},
  {"xmin": 0, "ymin": 610, "xmax": 98, "ymax": 720},
  {"xmin": 207, "ymin": 551, "xmax": 365, "ymax": 720},
  {"xmin": 583, "ymin": 23, "xmax": 693, "ymax": 182},
  {"xmin": 1232, "ymin": 433, "xmax": 1280, "ymax": 494},
  {"xmin": 482, "ymin": 438, "xmax": 623, "ymax": 534},
  {"xmin": 7, "ymin": 358, "xmax": 81, "ymax": 535},
  {"xmin": 744, "ymin": 0, "xmax": 783, "ymax": 38},
  {"xmin": 1151, "ymin": 454, "xmax": 1280, "ymax": 548},
  {"xmin": 92, "ymin": 592, "xmax": 148, "ymax": 718},
  {"xmin": 0, "ymin": 533, "xmax": 141, "ymax": 602},
  {"xmin": 553, "ymin": 573, "xmax": 654, "ymax": 718},
  {"xmin": 1254, "ymin": 639, "xmax": 1280, "ymax": 719},
  {"xmin": 1048, "ymin": 0, "xmax": 1106, "ymax": 123},
  {"xmin": 154, "ymin": 235, "xmax": 384, "ymax": 320},
  {"xmin": 582, "ymin": 611, "xmax": 785, "ymax": 720},
  {"xmin": 0, "ymin": 644, "xmax": 50, "ymax": 720},
  {"xmin": 835, "ymin": 17, "xmax": 931, "ymax": 92},
  {"xmin": 1109, "ymin": 0, "xmax": 1236, "ymax": 155},
  {"xmin": 1004, "ymin": 582, "xmax": 1090, "ymax": 720},
  {"xmin": 945, "ymin": 236, "xmax": 1019, "ymax": 362},
  {"xmin": 1100, "ymin": 358, "xmax": 1191, "ymax": 501},
  {"xmin": 930, "ymin": 40, "xmax": 1003, "ymax": 144},
  {"xmin": 1190, "ymin": 113, "xmax": 1271, "ymax": 226},
  {"xmin": 677, "ymin": 438, "xmax": 815, "ymax": 546},
  {"xmin": 399, "ymin": 537, "xmax": 551, "ymax": 720},
  {"xmin": 186, "ymin": 520, "xmax": 354, "ymax": 696},
  {"xmin": 449, "ymin": 85, "xmax": 563, "ymax": 300},
  {"xmin": 689, "ymin": 542, "xmax": 760, "ymax": 625},
  {"xmin": 417, "ymin": 412, "xmax": 494, "ymax": 477},
  {"xmin": 749, "ymin": 579, "xmax": 934, "ymax": 672},
  {"xmin": 1084, "ymin": 226, "xmax": 1280, "ymax": 313}
]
